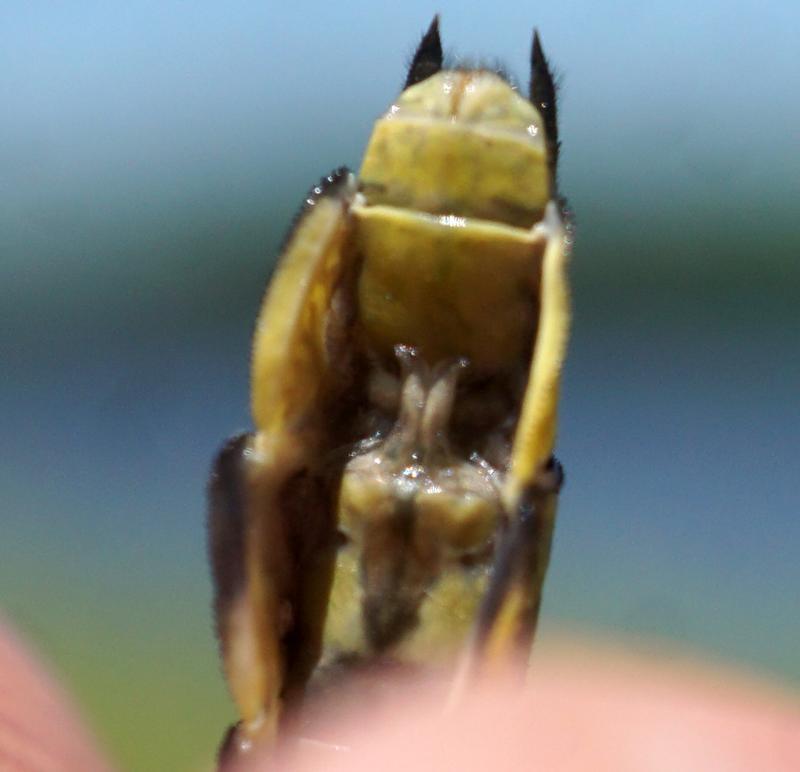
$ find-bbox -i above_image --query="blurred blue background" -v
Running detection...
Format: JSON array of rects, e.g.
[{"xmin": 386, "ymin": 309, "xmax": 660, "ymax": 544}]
[{"xmin": 2, "ymin": 2, "xmax": 798, "ymax": 769}]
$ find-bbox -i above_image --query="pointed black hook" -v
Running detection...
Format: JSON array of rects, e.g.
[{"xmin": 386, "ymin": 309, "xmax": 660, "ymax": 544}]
[
  {"xmin": 529, "ymin": 30, "xmax": 560, "ymax": 178},
  {"xmin": 404, "ymin": 15, "xmax": 443, "ymax": 89}
]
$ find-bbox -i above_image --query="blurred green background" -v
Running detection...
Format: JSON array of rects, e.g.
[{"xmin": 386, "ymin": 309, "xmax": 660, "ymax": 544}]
[{"xmin": 2, "ymin": 2, "xmax": 798, "ymax": 769}]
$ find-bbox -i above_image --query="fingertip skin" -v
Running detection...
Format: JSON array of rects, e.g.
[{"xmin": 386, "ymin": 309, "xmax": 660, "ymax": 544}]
[
  {"xmin": 276, "ymin": 643, "xmax": 800, "ymax": 772},
  {"xmin": 0, "ymin": 618, "xmax": 113, "ymax": 772}
]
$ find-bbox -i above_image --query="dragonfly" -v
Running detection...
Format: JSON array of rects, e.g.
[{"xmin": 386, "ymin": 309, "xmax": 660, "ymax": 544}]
[{"xmin": 207, "ymin": 16, "xmax": 570, "ymax": 766}]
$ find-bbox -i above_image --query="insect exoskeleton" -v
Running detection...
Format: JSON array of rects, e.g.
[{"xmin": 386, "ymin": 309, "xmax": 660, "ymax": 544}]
[{"xmin": 208, "ymin": 16, "xmax": 569, "ymax": 765}]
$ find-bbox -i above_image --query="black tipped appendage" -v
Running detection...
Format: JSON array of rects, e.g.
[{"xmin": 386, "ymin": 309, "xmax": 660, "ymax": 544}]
[
  {"xmin": 529, "ymin": 30, "xmax": 560, "ymax": 178},
  {"xmin": 306, "ymin": 166, "xmax": 352, "ymax": 207},
  {"xmin": 279, "ymin": 166, "xmax": 352, "ymax": 253},
  {"xmin": 404, "ymin": 15, "xmax": 443, "ymax": 89}
]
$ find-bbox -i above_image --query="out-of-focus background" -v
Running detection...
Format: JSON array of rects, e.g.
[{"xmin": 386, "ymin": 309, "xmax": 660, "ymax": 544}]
[{"xmin": 2, "ymin": 2, "xmax": 798, "ymax": 769}]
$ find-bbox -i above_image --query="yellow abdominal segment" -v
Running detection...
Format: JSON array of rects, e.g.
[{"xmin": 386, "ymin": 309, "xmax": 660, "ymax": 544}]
[
  {"xmin": 353, "ymin": 204, "xmax": 546, "ymax": 373},
  {"xmin": 360, "ymin": 120, "xmax": 548, "ymax": 228},
  {"xmin": 360, "ymin": 71, "xmax": 549, "ymax": 229}
]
